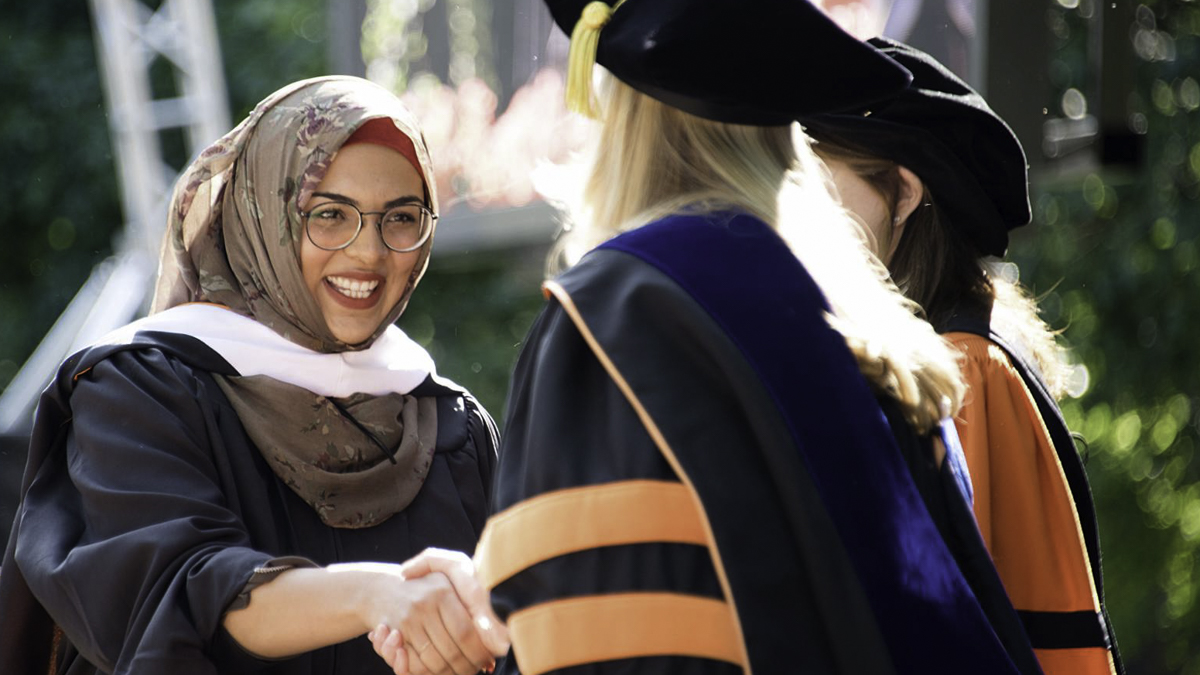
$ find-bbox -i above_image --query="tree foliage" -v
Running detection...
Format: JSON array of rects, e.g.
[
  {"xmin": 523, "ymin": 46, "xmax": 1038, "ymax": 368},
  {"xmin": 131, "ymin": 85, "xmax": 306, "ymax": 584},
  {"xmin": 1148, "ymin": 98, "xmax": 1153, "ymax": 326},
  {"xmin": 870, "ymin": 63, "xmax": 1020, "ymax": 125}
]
[
  {"xmin": 0, "ymin": 4, "xmax": 122, "ymax": 390},
  {"xmin": 400, "ymin": 248, "xmax": 548, "ymax": 418},
  {"xmin": 1008, "ymin": 2, "xmax": 1200, "ymax": 673},
  {"xmin": 0, "ymin": 0, "xmax": 327, "ymax": 392}
]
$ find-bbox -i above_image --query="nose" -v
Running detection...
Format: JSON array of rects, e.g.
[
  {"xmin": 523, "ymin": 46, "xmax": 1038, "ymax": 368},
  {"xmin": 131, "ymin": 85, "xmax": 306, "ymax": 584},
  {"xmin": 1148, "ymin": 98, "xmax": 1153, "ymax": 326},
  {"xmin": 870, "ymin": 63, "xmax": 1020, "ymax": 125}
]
[{"xmin": 343, "ymin": 215, "xmax": 389, "ymax": 261}]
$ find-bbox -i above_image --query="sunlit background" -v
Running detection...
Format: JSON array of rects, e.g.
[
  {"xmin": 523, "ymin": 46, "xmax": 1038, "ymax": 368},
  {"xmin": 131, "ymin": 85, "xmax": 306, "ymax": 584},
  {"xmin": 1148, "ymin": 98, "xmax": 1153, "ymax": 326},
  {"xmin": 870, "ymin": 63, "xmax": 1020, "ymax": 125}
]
[{"xmin": 2, "ymin": 1, "xmax": 1198, "ymax": 672}]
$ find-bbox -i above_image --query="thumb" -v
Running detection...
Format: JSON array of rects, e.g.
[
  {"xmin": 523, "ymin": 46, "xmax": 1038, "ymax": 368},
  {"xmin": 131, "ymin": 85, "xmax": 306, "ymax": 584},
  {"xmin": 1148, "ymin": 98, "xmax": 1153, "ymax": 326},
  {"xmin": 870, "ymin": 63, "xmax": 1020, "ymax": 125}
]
[{"xmin": 473, "ymin": 609, "xmax": 511, "ymax": 657}]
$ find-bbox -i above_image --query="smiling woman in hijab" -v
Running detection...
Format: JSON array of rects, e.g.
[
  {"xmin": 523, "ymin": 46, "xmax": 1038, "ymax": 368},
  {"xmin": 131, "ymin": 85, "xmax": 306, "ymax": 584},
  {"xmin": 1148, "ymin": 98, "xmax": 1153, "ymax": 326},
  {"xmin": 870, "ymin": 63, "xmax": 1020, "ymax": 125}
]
[{"xmin": 0, "ymin": 76, "xmax": 507, "ymax": 675}]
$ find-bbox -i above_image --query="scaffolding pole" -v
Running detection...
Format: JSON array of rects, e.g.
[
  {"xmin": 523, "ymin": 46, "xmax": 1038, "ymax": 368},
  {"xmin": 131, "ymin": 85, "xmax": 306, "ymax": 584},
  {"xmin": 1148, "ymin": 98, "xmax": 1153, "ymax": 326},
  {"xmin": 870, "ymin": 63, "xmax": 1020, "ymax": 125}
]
[{"xmin": 0, "ymin": 0, "xmax": 229, "ymax": 433}]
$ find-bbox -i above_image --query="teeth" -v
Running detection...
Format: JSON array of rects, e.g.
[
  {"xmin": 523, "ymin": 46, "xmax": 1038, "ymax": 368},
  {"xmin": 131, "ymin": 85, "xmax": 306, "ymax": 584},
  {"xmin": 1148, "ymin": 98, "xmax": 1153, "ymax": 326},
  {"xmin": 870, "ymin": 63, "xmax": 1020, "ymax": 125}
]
[{"xmin": 326, "ymin": 276, "xmax": 379, "ymax": 299}]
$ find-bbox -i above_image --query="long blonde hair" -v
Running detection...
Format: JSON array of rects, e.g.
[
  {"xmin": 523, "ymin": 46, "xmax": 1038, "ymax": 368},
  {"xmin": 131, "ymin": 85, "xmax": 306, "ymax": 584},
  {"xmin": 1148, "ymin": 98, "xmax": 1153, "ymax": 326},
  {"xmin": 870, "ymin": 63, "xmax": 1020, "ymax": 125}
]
[{"xmin": 549, "ymin": 77, "xmax": 965, "ymax": 432}]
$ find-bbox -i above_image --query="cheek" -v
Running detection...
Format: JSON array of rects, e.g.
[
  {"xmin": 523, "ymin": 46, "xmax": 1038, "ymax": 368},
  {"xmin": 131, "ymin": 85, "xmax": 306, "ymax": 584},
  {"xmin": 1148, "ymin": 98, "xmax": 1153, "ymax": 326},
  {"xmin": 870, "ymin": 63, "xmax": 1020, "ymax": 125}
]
[
  {"xmin": 839, "ymin": 183, "xmax": 890, "ymax": 235},
  {"xmin": 833, "ymin": 180, "xmax": 879, "ymax": 226},
  {"xmin": 298, "ymin": 238, "xmax": 331, "ymax": 295},
  {"xmin": 386, "ymin": 252, "xmax": 420, "ymax": 293},
  {"xmin": 829, "ymin": 175, "xmax": 893, "ymax": 257}
]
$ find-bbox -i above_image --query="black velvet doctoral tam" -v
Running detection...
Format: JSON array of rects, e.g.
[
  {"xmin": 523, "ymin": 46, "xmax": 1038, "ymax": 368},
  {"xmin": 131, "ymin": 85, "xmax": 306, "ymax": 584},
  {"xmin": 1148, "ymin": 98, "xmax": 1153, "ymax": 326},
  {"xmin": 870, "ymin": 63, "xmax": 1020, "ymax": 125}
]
[
  {"xmin": 545, "ymin": 0, "xmax": 913, "ymax": 125},
  {"xmin": 802, "ymin": 36, "xmax": 1031, "ymax": 258}
]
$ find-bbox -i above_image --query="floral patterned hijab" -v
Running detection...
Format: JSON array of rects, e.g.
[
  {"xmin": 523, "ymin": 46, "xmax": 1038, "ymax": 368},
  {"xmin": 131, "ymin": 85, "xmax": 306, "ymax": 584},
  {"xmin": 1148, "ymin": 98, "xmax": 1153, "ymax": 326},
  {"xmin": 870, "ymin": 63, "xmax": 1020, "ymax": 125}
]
[
  {"xmin": 152, "ymin": 76, "xmax": 441, "ymax": 528},
  {"xmin": 153, "ymin": 75, "xmax": 438, "ymax": 349}
]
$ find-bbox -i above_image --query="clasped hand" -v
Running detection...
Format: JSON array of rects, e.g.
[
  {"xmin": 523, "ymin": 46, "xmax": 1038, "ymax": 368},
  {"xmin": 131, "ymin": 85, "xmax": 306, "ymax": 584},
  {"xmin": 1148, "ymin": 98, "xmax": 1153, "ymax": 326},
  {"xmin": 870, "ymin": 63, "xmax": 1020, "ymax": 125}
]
[{"xmin": 365, "ymin": 548, "xmax": 509, "ymax": 675}]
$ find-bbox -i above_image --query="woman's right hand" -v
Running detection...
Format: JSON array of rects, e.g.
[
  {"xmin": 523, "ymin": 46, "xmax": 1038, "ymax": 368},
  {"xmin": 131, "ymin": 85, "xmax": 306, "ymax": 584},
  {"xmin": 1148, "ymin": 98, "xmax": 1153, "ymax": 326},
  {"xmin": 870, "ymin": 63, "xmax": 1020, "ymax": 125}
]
[
  {"xmin": 360, "ymin": 548, "xmax": 508, "ymax": 675},
  {"xmin": 222, "ymin": 550, "xmax": 504, "ymax": 673}
]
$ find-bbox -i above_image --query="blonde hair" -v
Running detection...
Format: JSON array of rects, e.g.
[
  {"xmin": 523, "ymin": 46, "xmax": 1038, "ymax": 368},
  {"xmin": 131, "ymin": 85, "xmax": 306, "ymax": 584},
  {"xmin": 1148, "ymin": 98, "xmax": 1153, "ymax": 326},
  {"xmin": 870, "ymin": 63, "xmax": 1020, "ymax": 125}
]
[
  {"xmin": 990, "ymin": 275, "xmax": 1072, "ymax": 399},
  {"xmin": 550, "ymin": 77, "xmax": 965, "ymax": 432}
]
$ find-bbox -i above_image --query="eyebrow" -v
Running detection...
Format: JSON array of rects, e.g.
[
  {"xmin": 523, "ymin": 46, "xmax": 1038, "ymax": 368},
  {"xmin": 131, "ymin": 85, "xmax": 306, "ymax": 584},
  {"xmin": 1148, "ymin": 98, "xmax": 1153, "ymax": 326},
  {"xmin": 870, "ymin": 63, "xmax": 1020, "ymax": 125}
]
[{"xmin": 310, "ymin": 191, "xmax": 424, "ymax": 209}]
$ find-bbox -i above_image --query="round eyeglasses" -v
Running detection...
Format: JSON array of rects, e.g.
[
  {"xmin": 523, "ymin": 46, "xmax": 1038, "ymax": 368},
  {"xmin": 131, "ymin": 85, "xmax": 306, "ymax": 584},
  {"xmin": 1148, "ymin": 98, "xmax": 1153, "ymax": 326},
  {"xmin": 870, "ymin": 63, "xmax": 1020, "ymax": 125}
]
[{"xmin": 299, "ymin": 201, "xmax": 437, "ymax": 253}]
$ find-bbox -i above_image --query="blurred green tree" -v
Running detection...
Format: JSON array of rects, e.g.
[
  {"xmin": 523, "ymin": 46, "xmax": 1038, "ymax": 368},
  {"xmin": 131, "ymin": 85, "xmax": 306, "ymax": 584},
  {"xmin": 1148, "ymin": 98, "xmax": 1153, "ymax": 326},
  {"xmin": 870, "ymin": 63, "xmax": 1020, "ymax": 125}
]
[
  {"xmin": 399, "ymin": 247, "xmax": 548, "ymax": 418},
  {"xmin": 1009, "ymin": 2, "xmax": 1200, "ymax": 673},
  {"xmin": 0, "ymin": 0, "xmax": 328, "ymax": 394},
  {"xmin": 0, "ymin": 3, "xmax": 123, "ymax": 390}
]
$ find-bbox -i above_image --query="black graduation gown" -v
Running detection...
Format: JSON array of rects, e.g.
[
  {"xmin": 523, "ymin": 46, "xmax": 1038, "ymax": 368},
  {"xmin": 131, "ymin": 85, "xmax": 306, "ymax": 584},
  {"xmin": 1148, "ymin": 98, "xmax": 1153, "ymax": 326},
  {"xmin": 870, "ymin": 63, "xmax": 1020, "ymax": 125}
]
[
  {"xmin": 0, "ymin": 331, "xmax": 497, "ymax": 675},
  {"xmin": 479, "ymin": 213, "xmax": 1042, "ymax": 675}
]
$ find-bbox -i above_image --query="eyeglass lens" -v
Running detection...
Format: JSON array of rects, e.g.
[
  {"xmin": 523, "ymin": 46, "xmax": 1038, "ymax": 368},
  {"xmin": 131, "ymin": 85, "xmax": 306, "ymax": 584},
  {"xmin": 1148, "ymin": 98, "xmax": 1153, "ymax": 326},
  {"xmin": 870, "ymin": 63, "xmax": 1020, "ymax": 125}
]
[{"xmin": 305, "ymin": 202, "xmax": 430, "ymax": 252}]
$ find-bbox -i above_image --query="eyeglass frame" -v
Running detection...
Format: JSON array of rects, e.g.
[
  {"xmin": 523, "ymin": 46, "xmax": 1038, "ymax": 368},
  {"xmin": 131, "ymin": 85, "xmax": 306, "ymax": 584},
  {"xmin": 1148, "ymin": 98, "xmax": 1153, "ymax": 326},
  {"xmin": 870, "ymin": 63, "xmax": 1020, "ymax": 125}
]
[{"xmin": 297, "ymin": 199, "xmax": 438, "ymax": 253}]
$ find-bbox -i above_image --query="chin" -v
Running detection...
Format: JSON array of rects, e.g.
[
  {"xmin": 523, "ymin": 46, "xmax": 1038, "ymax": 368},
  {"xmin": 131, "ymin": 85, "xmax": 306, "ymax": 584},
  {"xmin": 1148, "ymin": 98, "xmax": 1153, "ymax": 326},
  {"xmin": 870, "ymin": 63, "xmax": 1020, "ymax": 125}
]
[
  {"xmin": 336, "ymin": 331, "xmax": 375, "ymax": 345},
  {"xmin": 321, "ymin": 298, "xmax": 399, "ymax": 344},
  {"xmin": 328, "ymin": 320, "xmax": 379, "ymax": 345}
]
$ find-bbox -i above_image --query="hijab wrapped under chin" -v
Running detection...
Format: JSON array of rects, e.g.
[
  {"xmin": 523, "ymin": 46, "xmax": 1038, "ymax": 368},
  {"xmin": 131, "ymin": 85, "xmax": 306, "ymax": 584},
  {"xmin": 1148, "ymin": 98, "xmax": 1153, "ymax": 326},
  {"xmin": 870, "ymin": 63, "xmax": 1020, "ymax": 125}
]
[
  {"xmin": 153, "ymin": 75, "xmax": 438, "ymax": 350},
  {"xmin": 152, "ymin": 76, "xmax": 441, "ymax": 528}
]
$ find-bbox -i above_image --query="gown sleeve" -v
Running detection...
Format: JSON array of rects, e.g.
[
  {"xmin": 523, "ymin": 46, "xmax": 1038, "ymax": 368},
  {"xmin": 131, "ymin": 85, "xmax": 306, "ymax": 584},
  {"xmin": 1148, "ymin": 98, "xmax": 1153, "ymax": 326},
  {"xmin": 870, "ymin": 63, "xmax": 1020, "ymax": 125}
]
[
  {"xmin": 489, "ymin": 300, "xmax": 737, "ymax": 675},
  {"xmin": 15, "ymin": 348, "xmax": 297, "ymax": 675},
  {"xmin": 947, "ymin": 333, "xmax": 1097, "ymax": 613}
]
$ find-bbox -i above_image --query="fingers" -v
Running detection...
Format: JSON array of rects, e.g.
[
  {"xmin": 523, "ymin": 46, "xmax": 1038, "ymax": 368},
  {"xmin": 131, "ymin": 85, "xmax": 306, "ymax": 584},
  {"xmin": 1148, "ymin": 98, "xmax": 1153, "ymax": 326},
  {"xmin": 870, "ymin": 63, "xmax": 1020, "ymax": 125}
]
[
  {"xmin": 379, "ymin": 550, "xmax": 507, "ymax": 673},
  {"xmin": 402, "ymin": 573, "xmax": 498, "ymax": 675},
  {"xmin": 471, "ymin": 608, "xmax": 510, "ymax": 658},
  {"xmin": 418, "ymin": 614, "xmax": 471, "ymax": 675},
  {"xmin": 369, "ymin": 624, "xmax": 410, "ymax": 675},
  {"xmin": 406, "ymin": 625, "xmax": 447, "ymax": 675},
  {"xmin": 436, "ymin": 588, "xmax": 494, "ymax": 674},
  {"xmin": 432, "ymin": 555, "xmax": 508, "ymax": 656},
  {"xmin": 402, "ymin": 548, "xmax": 510, "ymax": 657}
]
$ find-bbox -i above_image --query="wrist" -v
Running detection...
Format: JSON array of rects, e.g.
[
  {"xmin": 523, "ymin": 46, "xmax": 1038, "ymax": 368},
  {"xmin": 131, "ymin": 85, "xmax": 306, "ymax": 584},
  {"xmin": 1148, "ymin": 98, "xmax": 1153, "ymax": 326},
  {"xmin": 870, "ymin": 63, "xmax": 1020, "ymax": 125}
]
[{"xmin": 327, "ymin": 562, "xmax": 408, "ymax": 633}]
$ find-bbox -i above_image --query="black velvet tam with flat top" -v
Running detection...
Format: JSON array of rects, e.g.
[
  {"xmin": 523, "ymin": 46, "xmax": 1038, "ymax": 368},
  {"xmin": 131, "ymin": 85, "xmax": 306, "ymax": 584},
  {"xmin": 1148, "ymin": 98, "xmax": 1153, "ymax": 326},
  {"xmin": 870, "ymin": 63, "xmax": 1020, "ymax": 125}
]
[{"xmin": 546, "ymin": 0, "xmax": 913, "ymax": 125}]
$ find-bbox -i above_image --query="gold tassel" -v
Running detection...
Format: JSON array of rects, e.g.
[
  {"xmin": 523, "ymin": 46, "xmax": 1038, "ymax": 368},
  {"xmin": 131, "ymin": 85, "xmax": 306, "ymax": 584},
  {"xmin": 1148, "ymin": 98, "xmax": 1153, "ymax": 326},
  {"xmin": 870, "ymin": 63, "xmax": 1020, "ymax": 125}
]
[{"xmin": 565, "ymin": 1, "xmax": 624, "ymax": 119}]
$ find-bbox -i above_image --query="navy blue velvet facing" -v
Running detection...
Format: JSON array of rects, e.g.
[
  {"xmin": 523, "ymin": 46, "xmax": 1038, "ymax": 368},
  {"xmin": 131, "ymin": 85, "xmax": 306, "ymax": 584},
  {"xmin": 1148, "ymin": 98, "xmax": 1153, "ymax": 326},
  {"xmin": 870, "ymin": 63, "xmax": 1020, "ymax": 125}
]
[{"xmin": 598, "ymin": 213, "xmax": 1017, "ymax": 674}]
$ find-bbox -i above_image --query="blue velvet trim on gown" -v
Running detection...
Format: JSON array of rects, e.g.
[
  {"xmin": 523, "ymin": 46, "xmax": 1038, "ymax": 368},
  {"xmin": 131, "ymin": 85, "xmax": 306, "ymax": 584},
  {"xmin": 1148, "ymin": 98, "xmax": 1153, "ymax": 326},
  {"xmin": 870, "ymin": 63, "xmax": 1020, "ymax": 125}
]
[{"xmin": 598, "ymin": 212, "xmax": 1016, "ymax": 675}]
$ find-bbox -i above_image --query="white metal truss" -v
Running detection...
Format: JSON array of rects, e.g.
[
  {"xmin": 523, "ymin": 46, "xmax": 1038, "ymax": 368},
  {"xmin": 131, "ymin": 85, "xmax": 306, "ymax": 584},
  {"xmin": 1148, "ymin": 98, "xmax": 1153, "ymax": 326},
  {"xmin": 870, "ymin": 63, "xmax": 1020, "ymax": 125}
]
[
  {"xmin": 0, "ymin": 0, "xmax": 229, "ymax": 432},
  {"xmin": 92, "ymin": 0, "xmax": 230, "ymax": 256}
]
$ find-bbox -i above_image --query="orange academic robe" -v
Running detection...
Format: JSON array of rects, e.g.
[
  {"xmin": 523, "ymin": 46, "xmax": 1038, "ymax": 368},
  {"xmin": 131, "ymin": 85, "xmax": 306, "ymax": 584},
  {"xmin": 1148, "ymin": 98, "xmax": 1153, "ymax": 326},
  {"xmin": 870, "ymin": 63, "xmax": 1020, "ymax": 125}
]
[{"xmin": 948, "ymin": 332, "xmax": 1117, "ymax": 675}]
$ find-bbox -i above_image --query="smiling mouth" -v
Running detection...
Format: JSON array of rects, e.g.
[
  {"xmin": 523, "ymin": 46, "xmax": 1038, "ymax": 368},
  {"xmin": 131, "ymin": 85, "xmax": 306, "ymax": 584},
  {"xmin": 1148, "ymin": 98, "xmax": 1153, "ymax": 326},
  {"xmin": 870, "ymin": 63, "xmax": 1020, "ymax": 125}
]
[{"xmin": 325, "ymin": 275, "xmax": 380, "ymax": 300}]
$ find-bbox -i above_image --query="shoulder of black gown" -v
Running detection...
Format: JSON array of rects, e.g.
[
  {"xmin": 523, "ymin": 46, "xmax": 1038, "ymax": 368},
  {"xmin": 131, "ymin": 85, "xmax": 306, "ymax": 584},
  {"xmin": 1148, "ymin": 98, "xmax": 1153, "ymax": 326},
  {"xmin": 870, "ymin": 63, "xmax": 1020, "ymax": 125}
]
[
  {"xmin": 411, "ymin": 373, "xmax": 499, "ymax": 457},
  {"xmin": 2, "ymin": 334, "xmax": 280, "ymax": 674},
  {"xmin": 0, "ymin": 332, "xmax": 237, "ymax": 674}
]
